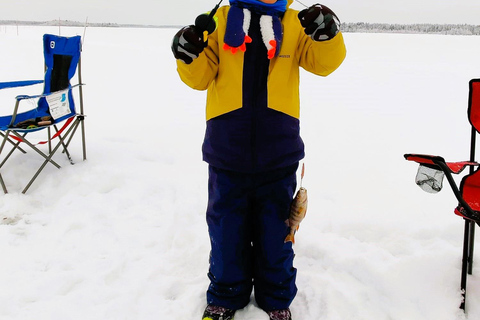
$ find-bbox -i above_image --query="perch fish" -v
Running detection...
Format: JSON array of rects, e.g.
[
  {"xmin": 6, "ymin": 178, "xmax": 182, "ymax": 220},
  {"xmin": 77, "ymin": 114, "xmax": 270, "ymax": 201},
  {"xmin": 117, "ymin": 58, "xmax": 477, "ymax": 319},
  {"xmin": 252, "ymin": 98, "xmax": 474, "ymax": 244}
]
[{"xmin": 285, "ymin": 164, "xmax": 308, "ymax": 244}]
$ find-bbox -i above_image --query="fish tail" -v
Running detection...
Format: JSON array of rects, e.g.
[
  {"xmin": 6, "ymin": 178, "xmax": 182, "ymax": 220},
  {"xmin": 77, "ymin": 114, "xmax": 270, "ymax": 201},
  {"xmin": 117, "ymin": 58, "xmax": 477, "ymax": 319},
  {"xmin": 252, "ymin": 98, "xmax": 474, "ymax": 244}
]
[{"xmin": 284, "ymin": 233, "xmax": 295, "ymax": 244}]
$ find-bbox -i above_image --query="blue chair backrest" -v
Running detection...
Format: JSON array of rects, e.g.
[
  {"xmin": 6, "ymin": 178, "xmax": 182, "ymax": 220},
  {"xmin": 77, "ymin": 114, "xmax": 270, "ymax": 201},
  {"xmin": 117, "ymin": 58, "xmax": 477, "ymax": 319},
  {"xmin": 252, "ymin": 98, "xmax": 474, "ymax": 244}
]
[{"xmin": 37, "ymin": 34, "xmax": 82, "ymax": 122}]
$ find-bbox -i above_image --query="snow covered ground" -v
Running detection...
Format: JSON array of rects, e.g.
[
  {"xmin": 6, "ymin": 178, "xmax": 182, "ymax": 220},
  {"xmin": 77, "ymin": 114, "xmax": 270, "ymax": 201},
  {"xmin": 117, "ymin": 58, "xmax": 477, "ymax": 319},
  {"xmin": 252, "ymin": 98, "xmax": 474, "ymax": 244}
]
[{"xmin": 1, "ymin": 25, "xmax": 480, "ymax": 320}]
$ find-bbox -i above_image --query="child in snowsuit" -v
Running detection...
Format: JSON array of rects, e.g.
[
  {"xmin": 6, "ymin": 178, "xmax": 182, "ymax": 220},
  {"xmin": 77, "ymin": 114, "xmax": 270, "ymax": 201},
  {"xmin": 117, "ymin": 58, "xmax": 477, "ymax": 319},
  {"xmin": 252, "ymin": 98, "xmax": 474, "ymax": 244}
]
[{"xmin": 171, "ymin": 0, "xmax": 346, "ymax": 319}]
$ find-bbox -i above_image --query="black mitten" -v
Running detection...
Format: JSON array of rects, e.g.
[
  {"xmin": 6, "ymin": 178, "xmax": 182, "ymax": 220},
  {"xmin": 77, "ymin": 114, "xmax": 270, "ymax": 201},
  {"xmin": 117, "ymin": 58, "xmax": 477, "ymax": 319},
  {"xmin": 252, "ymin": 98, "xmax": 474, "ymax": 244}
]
[
  {"xmin": 171, "ymin": 25, "xmax": 206, "ymax": 64},
  {"xmin": 298, "ymin": 4, "xmax": 340, "ymax": 41}
]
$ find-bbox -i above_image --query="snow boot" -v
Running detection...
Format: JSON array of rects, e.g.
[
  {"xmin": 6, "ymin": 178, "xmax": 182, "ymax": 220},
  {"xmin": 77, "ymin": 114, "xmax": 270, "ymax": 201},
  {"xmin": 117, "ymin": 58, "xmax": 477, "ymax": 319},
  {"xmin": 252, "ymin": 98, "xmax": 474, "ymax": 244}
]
[
  {"xmin": 267, "ymin": 308, "xmax": 292, "ymax": 320},
  {"xmin": 202, "ymin": 305, "xmax": 236, "ymax": 320}
]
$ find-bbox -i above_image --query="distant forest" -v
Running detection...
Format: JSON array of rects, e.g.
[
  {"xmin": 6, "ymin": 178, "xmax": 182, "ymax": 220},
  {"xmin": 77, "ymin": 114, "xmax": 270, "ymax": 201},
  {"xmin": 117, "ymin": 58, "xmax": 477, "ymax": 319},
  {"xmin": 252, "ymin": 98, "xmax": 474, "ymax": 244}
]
[
  {"xmin": 0, "ymin": 20, "xmax": 479, "ymax": 36},
  {"xmin": 341, "ymin": 22, "xmax": 480, "ymax": 35}
]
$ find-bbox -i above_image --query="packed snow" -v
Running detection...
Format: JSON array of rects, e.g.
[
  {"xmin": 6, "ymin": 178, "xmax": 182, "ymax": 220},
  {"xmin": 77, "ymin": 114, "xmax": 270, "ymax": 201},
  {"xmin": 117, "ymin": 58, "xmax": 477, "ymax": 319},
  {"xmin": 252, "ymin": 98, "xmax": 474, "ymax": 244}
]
[{"xmin": 1, "ymin": 25, "xmax": 480, "ymax": 320}]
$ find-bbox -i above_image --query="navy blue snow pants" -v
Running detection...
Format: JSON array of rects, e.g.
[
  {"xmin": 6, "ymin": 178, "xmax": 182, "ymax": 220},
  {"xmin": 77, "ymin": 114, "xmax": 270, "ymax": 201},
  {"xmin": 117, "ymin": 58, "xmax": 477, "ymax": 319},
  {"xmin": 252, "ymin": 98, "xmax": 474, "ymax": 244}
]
[{"xmin": 206, "ymin": 163, "xmax": 298, "ymax": 312}]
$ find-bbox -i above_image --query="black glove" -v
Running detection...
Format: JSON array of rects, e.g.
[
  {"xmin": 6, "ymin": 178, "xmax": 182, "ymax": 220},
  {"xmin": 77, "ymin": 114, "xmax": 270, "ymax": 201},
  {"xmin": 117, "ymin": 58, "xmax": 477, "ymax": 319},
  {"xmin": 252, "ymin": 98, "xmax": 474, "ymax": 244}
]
[
  {"xmin": 298, "ymin": 4, "xmax": 340, "ymax": 41},
  {"xmin": 171, "ymin": 25, "xmax": 206, "ymax": 64}
]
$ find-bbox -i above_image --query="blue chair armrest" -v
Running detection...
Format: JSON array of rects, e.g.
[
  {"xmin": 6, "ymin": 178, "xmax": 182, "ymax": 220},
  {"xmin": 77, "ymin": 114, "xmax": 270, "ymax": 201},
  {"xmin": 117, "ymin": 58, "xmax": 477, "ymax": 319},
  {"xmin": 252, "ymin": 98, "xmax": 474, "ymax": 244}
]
[
  {"xmin": 0, "ymin": 80, "xmax": 44, "ymax": 90},
  {"xmin": 15, "ymin": 83, "xmax": 84, "ymax": 101}
]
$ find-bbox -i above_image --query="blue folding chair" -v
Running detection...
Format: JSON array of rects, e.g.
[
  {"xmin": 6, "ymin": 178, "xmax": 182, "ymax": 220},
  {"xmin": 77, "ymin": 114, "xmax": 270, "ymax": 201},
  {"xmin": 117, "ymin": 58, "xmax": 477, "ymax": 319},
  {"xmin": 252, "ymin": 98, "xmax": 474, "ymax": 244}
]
[{"xmin": 0, "ymin": 34, "xmax": 86, "ymax": 194}]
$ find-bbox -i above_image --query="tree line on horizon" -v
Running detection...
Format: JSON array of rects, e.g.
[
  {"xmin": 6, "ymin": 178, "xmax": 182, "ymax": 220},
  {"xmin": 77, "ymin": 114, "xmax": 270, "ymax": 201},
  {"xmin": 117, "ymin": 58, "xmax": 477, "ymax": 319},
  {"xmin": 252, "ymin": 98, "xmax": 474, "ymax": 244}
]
[
  {"xmin": 341, "ymin": 22, "xmax": 480, "ymax": 35},
  {"xmin": 0, "ymin": 20, "xmax": 479, "ymax": 35}
]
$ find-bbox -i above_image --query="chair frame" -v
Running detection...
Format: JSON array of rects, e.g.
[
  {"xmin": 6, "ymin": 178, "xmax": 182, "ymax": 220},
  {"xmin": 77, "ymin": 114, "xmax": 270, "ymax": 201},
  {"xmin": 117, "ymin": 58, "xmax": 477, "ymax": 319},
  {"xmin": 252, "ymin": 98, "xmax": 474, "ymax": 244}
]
[
  {"xmin": 404, "ymin": 78, "xmax": 480, "ymax": 311},
  {"xmin": 0, "ymin": 34, "xmax": 86, "ymax": 194}
]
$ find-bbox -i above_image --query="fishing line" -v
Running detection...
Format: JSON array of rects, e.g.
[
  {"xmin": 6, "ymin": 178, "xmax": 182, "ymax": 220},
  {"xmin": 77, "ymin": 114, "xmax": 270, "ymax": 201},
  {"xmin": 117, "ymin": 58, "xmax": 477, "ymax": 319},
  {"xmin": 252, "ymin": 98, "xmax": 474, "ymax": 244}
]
[{"xmin": 294, "ymin": 0, "xmax": 308, "ymax": 8}]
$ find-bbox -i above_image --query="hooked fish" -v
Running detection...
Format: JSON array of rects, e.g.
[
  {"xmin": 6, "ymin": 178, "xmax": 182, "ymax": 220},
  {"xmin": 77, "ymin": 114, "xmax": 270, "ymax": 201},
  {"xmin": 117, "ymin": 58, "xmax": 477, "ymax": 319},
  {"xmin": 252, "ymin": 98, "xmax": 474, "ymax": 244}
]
[
  {"xmin": 284, "ymin": 187, "xmax": 308, "ymax": 244},
  {"xmin": 285, "ymin": 164, "xmax": 308, "ymax": 244}
]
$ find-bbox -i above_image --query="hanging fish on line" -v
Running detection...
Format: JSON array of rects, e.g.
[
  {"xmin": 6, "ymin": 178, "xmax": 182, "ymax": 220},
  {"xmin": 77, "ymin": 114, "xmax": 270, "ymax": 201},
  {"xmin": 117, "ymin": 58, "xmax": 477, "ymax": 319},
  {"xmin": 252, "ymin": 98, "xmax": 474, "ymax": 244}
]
[{"xmin": 285, "ymin": 163, "xmax": 308, "ymax": 244}]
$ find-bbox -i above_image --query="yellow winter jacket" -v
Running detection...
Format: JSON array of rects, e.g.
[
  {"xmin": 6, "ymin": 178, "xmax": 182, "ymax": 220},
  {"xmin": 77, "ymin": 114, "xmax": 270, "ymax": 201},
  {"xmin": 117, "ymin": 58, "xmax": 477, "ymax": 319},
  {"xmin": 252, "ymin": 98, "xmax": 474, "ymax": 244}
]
[{"xmin": 176, "ymin": 0, "xmax": 346, "ymax": 121}]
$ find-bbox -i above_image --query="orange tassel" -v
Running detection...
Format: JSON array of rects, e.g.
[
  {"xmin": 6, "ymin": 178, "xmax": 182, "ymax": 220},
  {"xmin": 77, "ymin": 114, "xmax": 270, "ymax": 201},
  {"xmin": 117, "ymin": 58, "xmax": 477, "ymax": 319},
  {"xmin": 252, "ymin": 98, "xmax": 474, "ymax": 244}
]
[
  {"xmin": 224, "ymin": 35, "xmax": 253, "ymax": 54},
  {"xmin": 267, "ymin": 40, "xmax": 277, "ymax": 59}
]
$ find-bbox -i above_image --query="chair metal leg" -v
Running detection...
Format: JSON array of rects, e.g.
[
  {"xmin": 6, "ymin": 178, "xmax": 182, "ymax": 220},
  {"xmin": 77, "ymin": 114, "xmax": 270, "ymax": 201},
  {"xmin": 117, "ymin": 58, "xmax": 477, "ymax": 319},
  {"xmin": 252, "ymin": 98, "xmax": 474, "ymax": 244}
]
[
  {"xmin": 460, "ymin": 219, "xmax": 474, "ymax": 311},
  {"xmin": 0, "ymin": 132, "xmax": 29, "ymax": 169},
  {"xmin": 48, "ymin": 126, "xmax": 52, "ymax": 154},
  {"xmin": 10, "ymin": 131, "xmax": 61, "ymax": 169},
  {"xmin": 54, "ymin": 124, "xmax": 74, "ymax": 165},
  {"xmin": 0, "ymin": 133, "xmax": 11, "ymax": 193},
  {"xmin": 63, "ymin": 122, "xmax": 78, "ymax": 151},
  {"xmin": 21, "ymin": 119, "xmax": 79, "ymax": 194},
  {"xmin": 80, "ymin": 117, "xmax": 86, "ymax": 161},
  {"xmin": 0, "ymin": 172, "xmax": 7, "ymax": 194},
  {"xmin": 62, "ymin": 116, "xmax": 86, "ymax": 161},
  {"xmin": 468, "ymin": 223, "xmax": 475, "ymax": 275},
  {"xmin": 0, "ymin": 131, "xmax": 27, "ymax": 154},
  {"xmin": 1, "ymin": 116, "xmax": 83, "ymax": 194}
]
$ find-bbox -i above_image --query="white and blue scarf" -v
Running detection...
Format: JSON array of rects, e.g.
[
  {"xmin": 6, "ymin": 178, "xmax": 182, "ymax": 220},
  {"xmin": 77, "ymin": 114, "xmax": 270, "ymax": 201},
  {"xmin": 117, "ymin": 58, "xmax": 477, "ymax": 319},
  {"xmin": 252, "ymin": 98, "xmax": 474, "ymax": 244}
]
[{"xmin": 224, "ymin": 0, "xmax": 287, "ymax": 59}]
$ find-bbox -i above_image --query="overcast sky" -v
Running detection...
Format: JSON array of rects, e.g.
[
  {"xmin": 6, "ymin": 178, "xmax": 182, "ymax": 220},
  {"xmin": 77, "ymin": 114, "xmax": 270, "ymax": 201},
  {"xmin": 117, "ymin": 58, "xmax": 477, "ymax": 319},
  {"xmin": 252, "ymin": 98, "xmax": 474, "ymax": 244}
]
[{"xmin": 1, "ymin": 0, "xmax": 479, "ymax": 26}]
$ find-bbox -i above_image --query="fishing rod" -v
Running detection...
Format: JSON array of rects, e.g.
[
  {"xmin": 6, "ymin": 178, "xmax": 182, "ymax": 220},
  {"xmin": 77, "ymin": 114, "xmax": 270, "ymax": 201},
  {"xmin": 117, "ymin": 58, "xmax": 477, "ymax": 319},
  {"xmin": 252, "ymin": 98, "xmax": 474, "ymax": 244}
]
[
  {"xmin": 195, "ymin": 0, "xmax": 224, "ymax": 41},
  {"xmin": 295, "ymin": 0, "xmax": 341, "ymax": 26}
]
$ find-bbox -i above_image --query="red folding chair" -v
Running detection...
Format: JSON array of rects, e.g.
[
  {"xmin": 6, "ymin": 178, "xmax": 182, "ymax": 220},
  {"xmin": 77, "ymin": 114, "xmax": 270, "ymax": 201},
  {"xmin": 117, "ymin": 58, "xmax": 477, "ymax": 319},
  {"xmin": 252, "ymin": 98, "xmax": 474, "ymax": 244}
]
[{"xmin": 405, "ymin": 78, "xmax": 480, "ymax": 311}]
